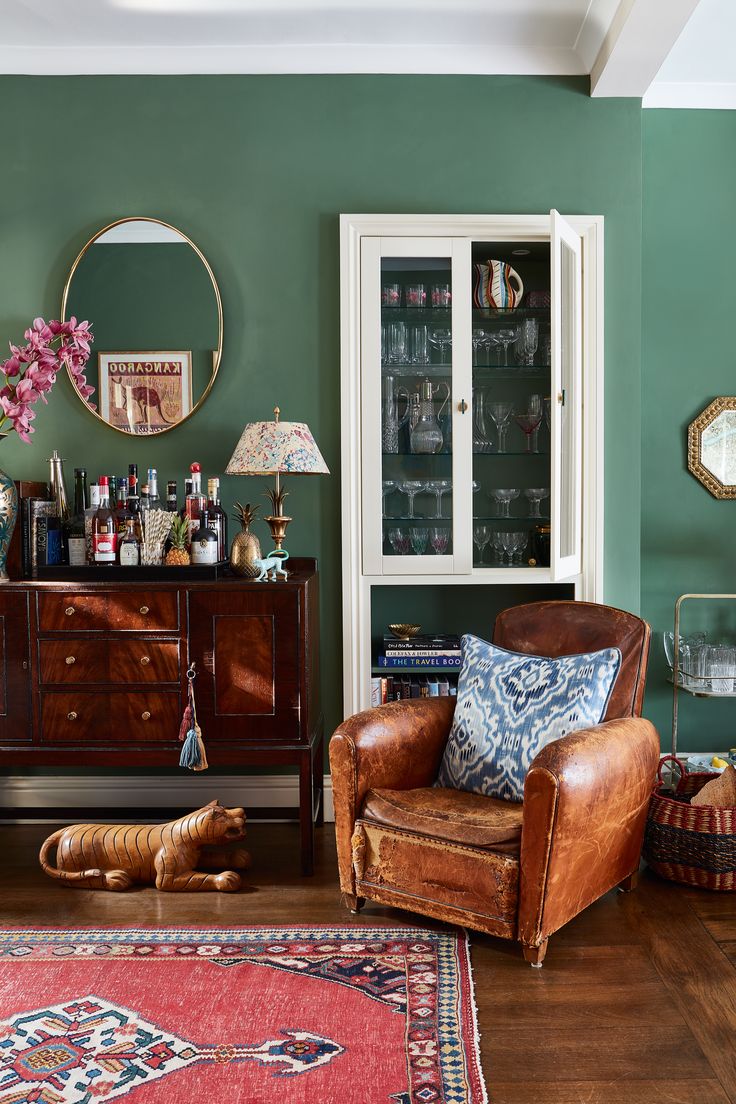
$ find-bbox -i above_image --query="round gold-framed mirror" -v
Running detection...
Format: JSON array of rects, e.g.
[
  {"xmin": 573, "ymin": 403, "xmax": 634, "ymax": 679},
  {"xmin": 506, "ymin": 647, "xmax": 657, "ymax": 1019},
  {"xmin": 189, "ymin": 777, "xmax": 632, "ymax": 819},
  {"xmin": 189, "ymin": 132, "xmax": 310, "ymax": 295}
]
[
  {"xmin": 688, "ymin": 397, "xmax": 736, "ymax": 498},
  {"xmin": 61, "ymin": 216, "xmax": 223, "ymax": 437}
]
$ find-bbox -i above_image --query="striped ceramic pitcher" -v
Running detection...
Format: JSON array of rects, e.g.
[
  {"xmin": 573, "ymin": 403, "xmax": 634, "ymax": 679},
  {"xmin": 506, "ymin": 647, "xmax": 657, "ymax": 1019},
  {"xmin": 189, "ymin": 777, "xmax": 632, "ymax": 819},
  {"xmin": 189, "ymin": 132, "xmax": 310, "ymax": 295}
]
[{"xmin": 473, "ymin": 259, "xmax": 524, "ymax": 309}]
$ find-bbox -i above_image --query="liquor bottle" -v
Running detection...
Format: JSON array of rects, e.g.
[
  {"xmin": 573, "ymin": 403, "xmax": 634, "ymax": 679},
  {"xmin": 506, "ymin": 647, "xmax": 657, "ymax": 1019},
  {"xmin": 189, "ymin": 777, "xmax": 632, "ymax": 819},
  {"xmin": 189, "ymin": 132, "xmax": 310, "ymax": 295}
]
[
  {"xmin": 147, "ymin": 467, "xmax": 162, "ymax": 511},
  {"xmin": 139, "ymin": 483, "xmax": 150, "ymax": 520},
  {"xmin": 179, "ymin": 479, "xmax": 193, "ymax": 521},
  {"xmin": 206, "ymin": 477, "xmax": 227, "ymax": 561},
  {"xmin": 115, "ymin": 477, "xmax": 133, "ymax": 535},
  {"xmin": 85, "ymin": 484, "xmax": 99, "ymax": 564},
  {"xmin": 65, "ymin": 468, "xmax": 88, "ymax": 566},
  {"xmin": 127, "ymin": 464, "xmax": 140, "ymax": 515},
  {"xmin": 92, "ymin": 476, "xmax": 118, "ymax": 565},
  {"xmin": 185, "ymin": 463, "xmax": 206, "ymax": 541},
  {"xmin": 118, "ymin": 517, "xmax": 141, "ymax": 566},
  {"xmin": 190, "ymin": 510, "xmax": 219, "ymax": 565},
  {"xmin": 166, "ymin": 480, "xmax": 178, "ymax": 513}
]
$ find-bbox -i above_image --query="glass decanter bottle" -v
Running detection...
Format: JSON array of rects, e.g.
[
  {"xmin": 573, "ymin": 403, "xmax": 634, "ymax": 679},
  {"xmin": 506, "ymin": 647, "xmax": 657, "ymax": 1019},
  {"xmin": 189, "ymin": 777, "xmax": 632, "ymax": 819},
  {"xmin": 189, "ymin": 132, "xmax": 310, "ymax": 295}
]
[{"xmin": 409, "ymin": 379, "xmax": 450, "ymax": 455}]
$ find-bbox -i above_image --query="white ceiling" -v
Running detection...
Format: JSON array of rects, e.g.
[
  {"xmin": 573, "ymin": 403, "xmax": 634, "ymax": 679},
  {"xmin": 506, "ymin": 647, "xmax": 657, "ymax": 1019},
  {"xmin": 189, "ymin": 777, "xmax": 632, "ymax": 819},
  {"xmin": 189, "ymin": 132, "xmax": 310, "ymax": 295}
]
[
  {"xmin": 0, "ymin": 0, "xmax": 730, "ymax": 107},
  {"xmin": 645, "ymin": 0, "xmax": 736, "ymax": 108}
]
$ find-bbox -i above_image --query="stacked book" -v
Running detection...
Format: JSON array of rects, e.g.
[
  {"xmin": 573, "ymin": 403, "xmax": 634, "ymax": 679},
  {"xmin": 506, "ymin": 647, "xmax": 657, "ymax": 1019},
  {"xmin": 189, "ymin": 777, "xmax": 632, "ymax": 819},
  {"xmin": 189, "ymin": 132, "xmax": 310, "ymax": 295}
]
[
  {"xmin": 377, "ymin": 633, "xmax": 462, "ymax": 670},
  {"xmin": 371, "ymin": 673, "xmax": 457, "ymax": 706}
]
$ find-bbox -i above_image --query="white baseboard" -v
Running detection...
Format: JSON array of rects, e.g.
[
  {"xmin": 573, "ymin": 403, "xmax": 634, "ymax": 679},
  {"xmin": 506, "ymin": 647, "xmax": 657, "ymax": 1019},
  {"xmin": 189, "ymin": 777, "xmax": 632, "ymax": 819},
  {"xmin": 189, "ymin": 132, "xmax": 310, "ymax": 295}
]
[{"xmin": 0, "ymin": 774, "xmax": 334, "ymax": 824}]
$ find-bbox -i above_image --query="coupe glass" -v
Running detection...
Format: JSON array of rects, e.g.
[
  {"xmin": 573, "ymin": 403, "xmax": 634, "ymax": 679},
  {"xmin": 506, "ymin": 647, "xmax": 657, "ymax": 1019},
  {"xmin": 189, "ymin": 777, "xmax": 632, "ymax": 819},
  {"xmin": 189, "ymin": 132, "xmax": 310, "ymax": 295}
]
[
  {"xmin": 428, "ymin": 479, "xmax": 452, "ymax": 518},
  {"xmin": 472, "ymin": 328, "xmax": 487, "ymax": 367},
  {"xmin": 473, "ymin": 524, "xmax": 491, "ymax": 565},
  {"xmin": 429, "ymin": 526, "xmax": 450, "ymax": 554},
  {"xmin": 523, "ymin": 487, "xmax": 549, "ymax": 518},
  {"xmin": 381, "ymin": 479, "xmax": 398, "ymax": 519},
  {"xmin": 410, "ymin": 527, "xmax": 429, "ymax": 555},
  {"xmin": 487, "ymin": 401, "xmax": 514, "ymax": 453},
  {"xmin": 497, "ymin": 327, "xmax": 519, "ymax": 367},
  {"xmin": 429, "ymin": 328, "xmax": 452, "ymax": 365},
  {"xmin": 388, "ymin": 527, "xmax": 411, "ymax": 555},
  {"xmin": 515, "ymin": 412, "xmax": 543, "ymax": 453},
  {"xmin": 489, "ymin": 487, "xmax": 520, "ymax": 517},
  {"xmin": 398, "ymin": 480, "xmax": 425, "ymax": 519}
]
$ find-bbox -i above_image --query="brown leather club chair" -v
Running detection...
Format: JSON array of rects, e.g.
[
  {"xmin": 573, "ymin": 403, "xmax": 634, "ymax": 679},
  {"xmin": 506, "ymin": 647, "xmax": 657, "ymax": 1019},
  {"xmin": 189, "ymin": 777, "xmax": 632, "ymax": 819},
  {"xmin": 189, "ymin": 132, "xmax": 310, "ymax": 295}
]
[{"xmin": 330, "ymin": 601, "xmax": 659, "ymax": 966}]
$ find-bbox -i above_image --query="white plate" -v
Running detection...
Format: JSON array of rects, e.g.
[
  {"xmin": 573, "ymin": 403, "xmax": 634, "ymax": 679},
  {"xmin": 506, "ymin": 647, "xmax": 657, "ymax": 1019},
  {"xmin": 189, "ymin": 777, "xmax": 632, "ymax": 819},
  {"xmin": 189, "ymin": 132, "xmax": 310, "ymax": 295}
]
[{"xmin": 686, "ymin": 754, "xmax": 727, "ymax": 774}]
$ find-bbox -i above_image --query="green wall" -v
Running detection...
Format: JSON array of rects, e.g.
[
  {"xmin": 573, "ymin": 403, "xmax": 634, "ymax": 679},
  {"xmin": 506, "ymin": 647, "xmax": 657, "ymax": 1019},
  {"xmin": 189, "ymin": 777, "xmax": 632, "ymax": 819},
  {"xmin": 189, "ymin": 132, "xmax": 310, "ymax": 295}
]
[
  {"xmin": 642, "ymin": 110, "xmax": 736, "ymax": 754},
  {"xmin": 0, "ymin": 75, "xmax": 643, "ymax": 757}
]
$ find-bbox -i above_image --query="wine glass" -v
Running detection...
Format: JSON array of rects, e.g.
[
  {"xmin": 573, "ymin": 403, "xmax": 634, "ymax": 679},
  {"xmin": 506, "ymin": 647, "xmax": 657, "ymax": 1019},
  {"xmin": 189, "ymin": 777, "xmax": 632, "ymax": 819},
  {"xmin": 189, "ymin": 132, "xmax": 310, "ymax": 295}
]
[
  {"xmin": 410, "ymin": 526, "xmax": 428, "ymax": 555},
  {"xmin": 498, "ymin": 531, "xmax": 514, "ymax": 565},
  {"xmin": 473, "ymin": 524, "xmax": 491, "ymax": 565},
  {"xmin": 388, "ymin": 527, "xmax": 411, "ymax": 555},
  {"xmin": 429, "ymin": 526, "xmax": 450, "ymax": 554},
  {"xmin": 528, "ymin": 394, "xmax": 543, "ymax": 452},
  {"xmin": 543, "ymin": 396, "xmax": 552, "ymax": 432},
  {"xmin": 487, "ymin": 401, "xmax": 514, "ymax": 453},
  {"xmin": 429, "ymin": 328, "xmax": 452, "ymax": 365},
  {"xmin": 428, "ymin": 479, "xmax": 452, "ymax": 518},
  {"xmin": 491, "ymin": 532, "xmax": 505, "ymax": 563},
  {"xmin": 515, "ymin": 412, "xmax": 543, "ymax": 453},
  {"xmin": 398, "ymin": 480, "xmax": 425, "ymax": 519},
  {"xmin": 524, "ymin": 487, "xmax": 549, "ymax": 518},
  {"xmin": 489, "ymin": 487, "xmax": 519, "ymax": 517},
  {"xmin": 497, "ymin": 327, "xmax": 519, "ymax": 367},
  {"xmin": 517, "ymin": 318, "xmax": 538, "ymax": 366},
  {"xmin": 510, "ymin": 531, "xmax": 528, "ymax": 564},
  {"xmin": 473, "ymin": 390, "xmax": 490, "ymax": 453},
  {"xmin": 381, "ymin": 479, "xmax": 398, "ymax": 519}
]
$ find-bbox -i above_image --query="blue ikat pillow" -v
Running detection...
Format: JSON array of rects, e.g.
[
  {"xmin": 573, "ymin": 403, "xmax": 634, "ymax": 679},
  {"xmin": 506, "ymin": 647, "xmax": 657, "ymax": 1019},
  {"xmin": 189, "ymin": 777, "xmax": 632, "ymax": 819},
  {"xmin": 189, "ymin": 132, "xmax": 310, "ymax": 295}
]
[{"xmin": 436, "ymin": 634, "xmax": 621, "ymax": 802}]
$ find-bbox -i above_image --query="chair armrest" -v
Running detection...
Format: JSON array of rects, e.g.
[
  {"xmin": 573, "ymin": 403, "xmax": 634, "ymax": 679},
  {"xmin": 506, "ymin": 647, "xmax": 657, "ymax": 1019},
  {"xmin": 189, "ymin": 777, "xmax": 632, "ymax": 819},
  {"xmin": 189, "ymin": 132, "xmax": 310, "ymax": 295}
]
[
  {"xmin": 518, "ymin": 716, "xmax": 659, "ymax": 949},
  {"xmin": 329, "ymin": 698, "xmax": 455, "ymax": 896}
]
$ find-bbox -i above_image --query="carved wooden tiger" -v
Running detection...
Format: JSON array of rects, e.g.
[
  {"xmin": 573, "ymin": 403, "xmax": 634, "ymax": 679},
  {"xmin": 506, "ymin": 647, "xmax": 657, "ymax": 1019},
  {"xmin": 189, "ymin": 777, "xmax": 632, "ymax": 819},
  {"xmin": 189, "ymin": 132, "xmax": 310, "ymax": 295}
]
[{"xmin": 39, "ymin": 799, "xmax": 250, "ymax": 892}]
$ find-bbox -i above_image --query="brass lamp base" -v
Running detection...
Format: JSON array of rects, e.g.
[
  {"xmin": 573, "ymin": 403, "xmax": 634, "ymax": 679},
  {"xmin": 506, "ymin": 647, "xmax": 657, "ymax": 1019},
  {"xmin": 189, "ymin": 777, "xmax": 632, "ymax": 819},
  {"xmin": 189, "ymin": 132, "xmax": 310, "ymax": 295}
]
[{"xmin": 265, "ymin": 514, "xmax": 292, "ymax": 553}]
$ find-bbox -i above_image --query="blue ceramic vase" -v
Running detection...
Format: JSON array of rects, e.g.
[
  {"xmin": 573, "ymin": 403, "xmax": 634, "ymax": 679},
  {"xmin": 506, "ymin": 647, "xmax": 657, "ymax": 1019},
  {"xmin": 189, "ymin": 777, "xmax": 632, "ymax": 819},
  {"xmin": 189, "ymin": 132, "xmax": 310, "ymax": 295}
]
[{"xmin": 0, "ymin": 437, "xmax": 18, "ymax": 583}]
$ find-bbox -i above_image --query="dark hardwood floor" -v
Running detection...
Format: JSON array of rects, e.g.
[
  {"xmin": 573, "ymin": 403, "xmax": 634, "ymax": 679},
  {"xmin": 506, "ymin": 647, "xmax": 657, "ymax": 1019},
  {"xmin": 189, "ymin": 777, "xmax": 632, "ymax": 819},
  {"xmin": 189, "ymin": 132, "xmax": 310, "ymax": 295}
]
[{"xmin": 1, "ymin": 821, "xmax": 734, "ymax": 1103}]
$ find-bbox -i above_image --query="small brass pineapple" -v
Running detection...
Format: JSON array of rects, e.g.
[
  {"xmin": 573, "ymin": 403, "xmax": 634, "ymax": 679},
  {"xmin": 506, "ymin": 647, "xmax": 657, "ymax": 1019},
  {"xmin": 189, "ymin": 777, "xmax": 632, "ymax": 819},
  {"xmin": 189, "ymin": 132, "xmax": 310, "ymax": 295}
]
[
  {"xmin": 230, "ymin": 502, "xmax": 262, "ymax": 577},
  {"xmin": 165, "ymin": 515, "xmax": 191, "ymax": 567}
]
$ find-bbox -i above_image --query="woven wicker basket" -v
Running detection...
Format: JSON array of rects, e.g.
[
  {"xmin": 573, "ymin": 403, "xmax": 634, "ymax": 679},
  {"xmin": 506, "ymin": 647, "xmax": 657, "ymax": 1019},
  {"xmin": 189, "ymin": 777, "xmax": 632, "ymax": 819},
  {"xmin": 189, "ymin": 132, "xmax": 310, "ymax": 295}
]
[{"xmin": 643, "ymin": 755, "xmax": 736, "ymax": 891}]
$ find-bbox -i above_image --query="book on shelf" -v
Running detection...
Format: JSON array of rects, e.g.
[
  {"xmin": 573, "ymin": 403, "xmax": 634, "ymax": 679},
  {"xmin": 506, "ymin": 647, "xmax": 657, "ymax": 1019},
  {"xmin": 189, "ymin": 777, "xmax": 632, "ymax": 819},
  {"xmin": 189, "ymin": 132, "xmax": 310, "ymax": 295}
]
[
  {"xmin": 383, "ymin": 634, "xmax": 461, "ymax": 652},
  {"xmin": 377, "ymin": 654, "xmax": 461, "ymax": 669},
  {"xmin": 383, "ymin": 648, "xmax": 461, "ymax": 658},
  {"xmin": 371, "ymin": 675, "xmax": 457, "ymax": 704}
]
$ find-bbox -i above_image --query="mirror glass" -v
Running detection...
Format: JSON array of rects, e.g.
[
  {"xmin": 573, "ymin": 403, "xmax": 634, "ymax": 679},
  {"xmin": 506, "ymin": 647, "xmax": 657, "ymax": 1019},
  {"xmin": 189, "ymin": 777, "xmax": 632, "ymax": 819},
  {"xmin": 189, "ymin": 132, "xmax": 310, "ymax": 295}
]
[
  {"xmin": 688, "ymin": 398, "xmax": 736, "ymax": 498},
  {"xmin": 63, "ymin": 218, "xmax": 222, "ymax": 436}
]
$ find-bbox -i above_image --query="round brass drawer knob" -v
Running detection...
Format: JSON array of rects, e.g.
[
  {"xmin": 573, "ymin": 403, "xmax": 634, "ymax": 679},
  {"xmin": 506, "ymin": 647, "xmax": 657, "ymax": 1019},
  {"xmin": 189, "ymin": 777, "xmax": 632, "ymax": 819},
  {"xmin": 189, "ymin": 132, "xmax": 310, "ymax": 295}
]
[
  {"xmin": 141, "ymin": 711, "xmax": 151, "ymax": 721},
  {"xmin": 139, "ymin": 605, "xmax": 150, "ymax": 615},
  {"xmin": 67, "ymin": 711, "xmax": 78, "ymax": 721},
  {"xmin": 65, "ymin": 606, "xmax": 75, "ymax": 617},
  {"xmin": 140, "ymin": 656, "xmax": 151, "ymax": 666},
  {"xmin": 65, "ymin": 656, "xmax": 76, "ymax": 666}
]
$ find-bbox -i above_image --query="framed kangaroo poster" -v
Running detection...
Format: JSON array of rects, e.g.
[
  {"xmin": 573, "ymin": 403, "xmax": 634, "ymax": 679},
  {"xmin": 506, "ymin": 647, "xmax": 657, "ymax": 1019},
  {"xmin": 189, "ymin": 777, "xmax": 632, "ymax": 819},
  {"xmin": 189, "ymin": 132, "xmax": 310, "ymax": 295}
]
[{"xmin": 98, "ymin": 351, "xmax": 193, "ymax": 435}]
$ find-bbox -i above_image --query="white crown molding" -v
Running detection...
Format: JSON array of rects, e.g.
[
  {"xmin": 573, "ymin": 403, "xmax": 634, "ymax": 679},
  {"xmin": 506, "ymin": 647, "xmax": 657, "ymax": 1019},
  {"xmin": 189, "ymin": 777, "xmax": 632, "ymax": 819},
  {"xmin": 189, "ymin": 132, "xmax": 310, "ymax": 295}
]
[
  {"xmin": 0, "ymin": 42, "xmax": 585, "ymax": 77},
  {"xmin": 643, "ymin": 80, "xmax": 736, "ymax": 109},
  {"xmin": 0, "ymin": 774, "xmax": 335, "ymax": 823}
]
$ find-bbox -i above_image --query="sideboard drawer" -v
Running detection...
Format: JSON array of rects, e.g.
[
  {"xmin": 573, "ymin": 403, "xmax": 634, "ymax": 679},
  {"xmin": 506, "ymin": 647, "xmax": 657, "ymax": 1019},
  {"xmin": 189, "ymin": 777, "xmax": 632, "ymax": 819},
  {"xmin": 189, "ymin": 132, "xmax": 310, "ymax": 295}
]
[
  {"xmin": 40, "ymin": 691, "xmax": 181, "ymax": 743},
  {"xmin": 39, "ymin": 640, "xmax": 180, "ymax": 685},
  {"xmin": 37, "ymin": 591, "xmax": 179, "ymax": 632}
]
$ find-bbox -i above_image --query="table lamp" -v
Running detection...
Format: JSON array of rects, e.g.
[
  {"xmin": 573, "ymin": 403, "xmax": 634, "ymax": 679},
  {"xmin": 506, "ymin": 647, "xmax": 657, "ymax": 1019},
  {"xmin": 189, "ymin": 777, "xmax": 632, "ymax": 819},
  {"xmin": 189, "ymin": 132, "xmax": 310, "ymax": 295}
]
[{"xmin": 225, "ymin": 406, "xmax": 329, "ymax": 554}]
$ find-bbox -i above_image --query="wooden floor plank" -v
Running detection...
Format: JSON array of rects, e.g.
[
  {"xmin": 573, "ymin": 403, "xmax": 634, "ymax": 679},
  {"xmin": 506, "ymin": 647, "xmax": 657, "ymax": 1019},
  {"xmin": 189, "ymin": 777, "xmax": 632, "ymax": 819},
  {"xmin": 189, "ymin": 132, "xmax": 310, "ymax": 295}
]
[
  {"xmin": 476, "ymin": 981, "xmax": 686, "ymax": 1029},
  {"xmin": 490, "ymin": 1081, "xmax": 733, "ymax": 1104}
]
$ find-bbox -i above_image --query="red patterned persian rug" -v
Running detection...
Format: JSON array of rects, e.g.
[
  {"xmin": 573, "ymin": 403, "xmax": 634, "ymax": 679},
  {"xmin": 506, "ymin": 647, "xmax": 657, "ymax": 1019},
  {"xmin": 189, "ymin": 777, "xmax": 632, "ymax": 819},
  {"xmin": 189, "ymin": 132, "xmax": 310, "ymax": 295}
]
[{"xmin": 0, "ymin": 925, "xmax": 486, "ymax": 1103}]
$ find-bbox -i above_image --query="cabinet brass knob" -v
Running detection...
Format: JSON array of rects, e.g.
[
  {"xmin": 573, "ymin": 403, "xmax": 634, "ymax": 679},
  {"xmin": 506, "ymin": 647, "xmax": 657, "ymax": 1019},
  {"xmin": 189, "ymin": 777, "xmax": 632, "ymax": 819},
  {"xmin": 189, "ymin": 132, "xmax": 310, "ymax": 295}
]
[
  {"xmin": 65, "ymin": 656, "xmax": 76, "ymax": 666},
  {"xmin": 65, "ymin": 606, "xmax": 75, "ymax": 617},
  {"xmin": 139, "ymin": 605, "xmax": 150, "ymax": 615},
  {"xmin": 458, "ymin": 399, "xmax": 468, "ymax": 414},
  {"xmin": 67, "ymin": 711, "xmax": 78, "ymax": 721},
  {"xmin": 141, "ymin": 710, "xmax": 151, "ymax": 721},
  {"xmin": 140, "ymin": 655, "xmax": 151, "ymax": 666}
]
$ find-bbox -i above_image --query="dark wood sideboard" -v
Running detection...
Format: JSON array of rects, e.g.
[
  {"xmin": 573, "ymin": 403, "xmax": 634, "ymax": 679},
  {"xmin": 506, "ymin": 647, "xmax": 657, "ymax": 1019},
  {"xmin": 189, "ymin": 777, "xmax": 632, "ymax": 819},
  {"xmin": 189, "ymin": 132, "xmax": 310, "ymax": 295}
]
[{"xmin": 0, "ymin": 559, "xmax": 323, "ymax": 874}]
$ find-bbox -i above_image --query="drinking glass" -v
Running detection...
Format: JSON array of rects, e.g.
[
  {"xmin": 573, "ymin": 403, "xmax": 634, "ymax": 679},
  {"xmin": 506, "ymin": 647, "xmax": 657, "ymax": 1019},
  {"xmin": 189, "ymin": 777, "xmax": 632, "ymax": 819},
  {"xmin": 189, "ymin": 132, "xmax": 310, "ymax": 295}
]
[
  {"xmin": 429, "ymin": 526, "xmax": 450, "ymax": 554},
  {"xmin": 472, "ymin": 479, "xmax": 481, "ymax": 496},
  {"xmin": 388, "ymin": 527, "xmax": 411, "ymax": 555},
  {"xmin": 406, "ymin": 284, "xmax": 426, "ymax": 309},
  {"xmin": 498, "ymin": 531, "xmax": 515, "ymax": 564},
  {"xmin": 410, "ymin": 324, "xmax": 430, "ymax": 365},
  {"xmin": 387, "ymin": 321, "xmax": 408, "ymax": 365},
  {"xmin": 510, "ymin": 531, "xmax": 528, "ymax": 564},
  {"xmin": 491, "ymin": 533, "xmax": 504, "ymax": 563},
  {"xmin": 709, "ymin": 645, "xmax": 736, "ymax": 694},
  {"xmin": 515, "ymin": 412, "xmax": 543, "ymax": 453},
  {"xmin": 429, "ymin": 328, "xmax": 452, "ymax": 364},
  {"xmin": 381, "ymin": 479, "xmax": 398, "ymax": 518},
  {"xmin": 428, "ymin": 479, "xmax": 452, "ymax": 518},
  {"xmin": 472, "ymin": 328, "xmax": 487, "ymax": 367},
  {"xmin": 543, "ymin": 396, "xmax": 552, "ymax": 432},
  {"xmin": 382, "ymin": 283, "xmax": 401, "ymax": 308},
  {"xmin": 473, "ymin": 390, "xmax": 490, "ymax": 453},
  {"xmin": 410, "ymin": 527, "xmax": 429, "ymax": 555},
  {"xmin": 497, "ymin": 327, "xmax": 518, "ymax": 367},
  {"xmin": 517, "ymin": 318, "xmax": 539, "ymax": 366},
  {"xmin": 524, "ymin": 487, "xmax": 549, "ymax": 518},
  {"xmin": 528, "ymin": 394, "xmax": 543, "ymax": 452},
  {"xmin": 431, "ymin": 284, "xmax": 451, "ymax": 308},
  {"xmin": 381, "ymin": 323, "xmax": 387, "ymax": 363},
  {"xmin": 473, "ymin": 524, "xmax": 491, "ymax": 565},
  {"xmin": 489, "ymin": 488, "xmax": 520, "ymax": 517},
  {"xmin": 398, "ymin": 480, "xmax": 425, "ymax": 519},
  {"xmin": 487, "ymin": 401, "xmax": 514, "ymax": 453}
]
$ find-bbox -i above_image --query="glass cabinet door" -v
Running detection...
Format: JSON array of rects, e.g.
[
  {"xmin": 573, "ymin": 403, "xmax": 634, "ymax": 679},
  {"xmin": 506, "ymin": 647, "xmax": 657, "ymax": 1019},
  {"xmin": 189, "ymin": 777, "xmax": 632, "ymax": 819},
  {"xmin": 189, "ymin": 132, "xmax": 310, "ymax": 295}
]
[{"xmin": 361, "ymin": 238, "xmax": 471, "ymax": 575}]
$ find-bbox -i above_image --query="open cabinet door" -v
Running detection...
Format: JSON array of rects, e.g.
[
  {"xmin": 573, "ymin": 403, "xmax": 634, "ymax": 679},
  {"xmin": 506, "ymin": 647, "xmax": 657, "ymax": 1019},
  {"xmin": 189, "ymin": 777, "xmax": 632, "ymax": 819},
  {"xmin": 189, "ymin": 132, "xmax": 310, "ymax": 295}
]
[{"xmin": 550, "ymin": 209, "xmax": 583, "ymax": 580}]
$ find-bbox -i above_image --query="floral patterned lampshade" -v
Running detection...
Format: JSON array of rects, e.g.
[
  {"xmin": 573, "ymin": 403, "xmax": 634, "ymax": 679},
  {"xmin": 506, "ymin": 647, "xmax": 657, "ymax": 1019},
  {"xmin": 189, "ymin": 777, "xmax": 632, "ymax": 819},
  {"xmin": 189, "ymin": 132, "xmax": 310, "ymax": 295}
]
[{"xmin": 225, "ymin": 409, "xmax": 329, "ymax": 477}]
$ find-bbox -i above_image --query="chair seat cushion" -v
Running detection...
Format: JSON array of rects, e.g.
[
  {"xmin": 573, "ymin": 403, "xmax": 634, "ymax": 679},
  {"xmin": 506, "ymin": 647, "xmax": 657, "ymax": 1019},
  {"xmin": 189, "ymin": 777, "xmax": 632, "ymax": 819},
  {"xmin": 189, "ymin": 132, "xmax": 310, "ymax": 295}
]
[
  {"xmin": 361, "ymin": 785, "xmax": 523, "ymax": 852},
  {"xmin": 435, "ymin": 634, "xmax": 621, "ymax": 802}
]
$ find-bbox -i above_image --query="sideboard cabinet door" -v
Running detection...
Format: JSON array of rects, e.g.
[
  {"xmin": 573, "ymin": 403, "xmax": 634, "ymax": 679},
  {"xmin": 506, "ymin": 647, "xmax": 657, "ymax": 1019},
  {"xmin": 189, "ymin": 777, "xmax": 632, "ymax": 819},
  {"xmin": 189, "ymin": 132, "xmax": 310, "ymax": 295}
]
[
  {"xmin": 0, "ymin": 592, "xmax": 31, "ymax": 745},
  {"xmin": 187, "ymin": 588, "xmax": 303, "ymax": 744}
]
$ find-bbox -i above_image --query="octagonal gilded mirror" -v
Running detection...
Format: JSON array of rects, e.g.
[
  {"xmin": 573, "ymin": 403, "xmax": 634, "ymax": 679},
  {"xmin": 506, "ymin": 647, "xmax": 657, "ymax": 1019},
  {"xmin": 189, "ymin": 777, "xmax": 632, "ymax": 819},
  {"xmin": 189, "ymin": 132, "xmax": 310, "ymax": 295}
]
[{"xmin": 688, "ymin": 397, "xmax": 736, "ymax": 498}]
